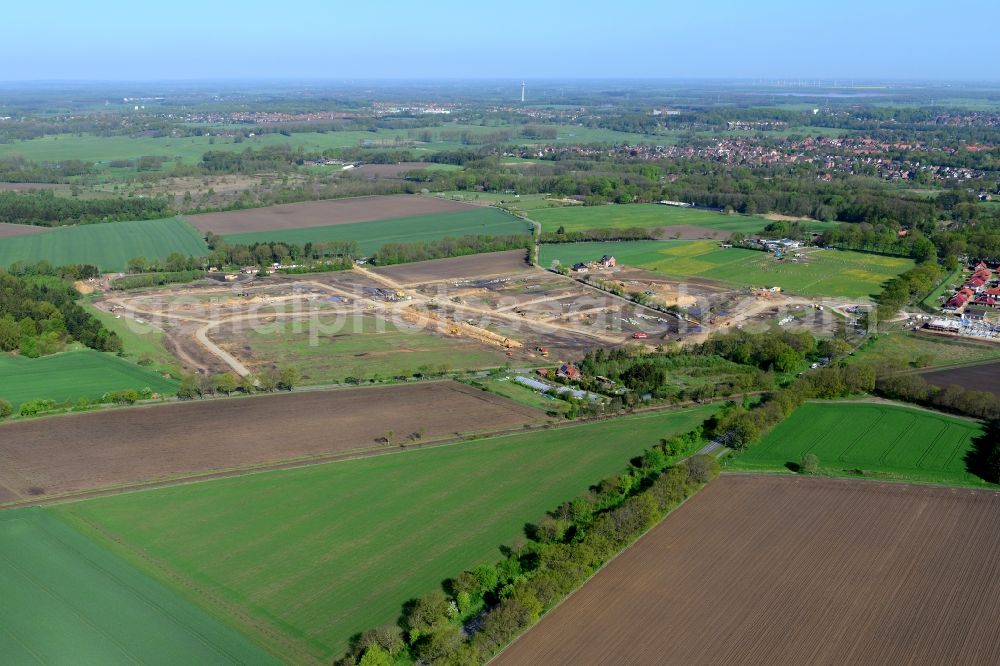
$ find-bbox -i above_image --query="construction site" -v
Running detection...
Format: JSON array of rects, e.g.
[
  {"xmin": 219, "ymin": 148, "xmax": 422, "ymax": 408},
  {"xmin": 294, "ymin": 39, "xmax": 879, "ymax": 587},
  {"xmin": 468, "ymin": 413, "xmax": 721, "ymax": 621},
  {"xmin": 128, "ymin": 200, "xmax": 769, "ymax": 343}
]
[{"xmin": 94, "ymin": 252, "xmax": 863, "ymax": 382}]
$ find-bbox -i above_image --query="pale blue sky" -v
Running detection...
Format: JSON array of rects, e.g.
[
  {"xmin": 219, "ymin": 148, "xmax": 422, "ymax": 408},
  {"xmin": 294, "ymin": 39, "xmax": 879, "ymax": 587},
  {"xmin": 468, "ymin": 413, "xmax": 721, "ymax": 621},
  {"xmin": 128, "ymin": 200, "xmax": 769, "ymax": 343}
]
[{"xmin": 3, "ymin": 0, "xmax": 997, "ymax": 81}]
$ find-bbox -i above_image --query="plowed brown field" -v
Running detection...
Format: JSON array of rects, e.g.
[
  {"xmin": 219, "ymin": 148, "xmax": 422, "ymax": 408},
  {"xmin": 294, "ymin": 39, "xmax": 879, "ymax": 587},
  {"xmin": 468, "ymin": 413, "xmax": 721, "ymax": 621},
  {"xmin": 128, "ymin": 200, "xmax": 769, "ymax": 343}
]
[
  {"xmin": 921, "ymin": 360, "xmax": 1000, "ymax": 398},
  {"xmin": 0, "ymin": 222, "xmax": 49, "ymax": 238},
  {"xmin": 0, "ymin": 381, "xmax": 545, "ymax": 504},
  {"xmin": 186, "ymin": 194, "xmax": 473, "ymax": 234},
  {"xmin": 496, "ymin": 475, "xmax": 1000, "ymax": 666}
]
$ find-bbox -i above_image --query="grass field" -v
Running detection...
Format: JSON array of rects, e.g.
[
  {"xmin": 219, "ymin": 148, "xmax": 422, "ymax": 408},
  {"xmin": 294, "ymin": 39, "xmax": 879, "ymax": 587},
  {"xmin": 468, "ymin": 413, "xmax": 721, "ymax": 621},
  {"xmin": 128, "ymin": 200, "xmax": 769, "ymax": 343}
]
[
  {"xmin": 0, "ymin": 124, "xmax": 666, "ymax": 168},
  {"xmin": 530, "ymin": 204, "xmax": 770, "ymax": 234},
  {"xmin": 54, "ymin": 404, "xmax": 718, "ymax": 663},
  {"xmin": 851, "ymin": 331, "xmax": 1000, "ymax": 370},
  {"xmin": 540, "ymin": 240, "xmax": 913, "ymax": 299},
  {"xmin": 727, "ymin": 401, "xmax": 989, "ymax": 486},
  {"xmin": 82, "ymin": 300, "xmax": 183, "ymax": 375},
  {"xmin": 0, "ymin": 508, "xmax": 278, "ymax": 665},
  {"xmin": 0, "ymin": 217, "xmax": 208, "ymax": 271},
  {"xmin": 222, "ymin": 207, "xmax": 530, "ymax": 254},
  {"xmin": 238, "ymin": 314, "xmax": 512, "ymax": 382},
  {"xmin": 0, "ymin": 349, "xmax": 178, "ymax": 409}
]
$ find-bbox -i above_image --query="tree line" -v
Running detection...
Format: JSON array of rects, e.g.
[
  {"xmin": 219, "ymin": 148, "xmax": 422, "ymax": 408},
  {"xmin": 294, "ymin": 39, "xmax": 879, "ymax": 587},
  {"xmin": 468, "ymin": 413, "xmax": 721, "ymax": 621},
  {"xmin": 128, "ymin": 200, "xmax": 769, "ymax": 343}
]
[
  {"xmin": 338, "ymin": 427, "xmax": 721, "ymax": 665},
  {"xmin": 0, "ymin": 190, "xmax": 171, "ymax": 227}
]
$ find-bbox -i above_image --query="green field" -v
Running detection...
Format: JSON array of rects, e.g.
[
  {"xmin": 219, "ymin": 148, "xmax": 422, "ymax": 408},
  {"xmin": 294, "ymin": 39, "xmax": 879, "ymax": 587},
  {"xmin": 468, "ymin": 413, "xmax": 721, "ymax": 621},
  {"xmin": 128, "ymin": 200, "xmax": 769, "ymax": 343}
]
[
  {"xmin": 82, "ymin": 300, "xmax": 182, "ymax": 375},
  {"xmin": 0, "ymin": 217, "xmax": 208, "ymax": 271},
  {"xmin": 54, "ymin": 405, "xmax": 718, "ymax": 663},
  {"xmin": 221, "ymin": 207, "xmax": 530, "ymax": 254},
  {"xmin": 540, "ymin": 240, "xmax": 914, "ymax": 299},
  {"xmin": 530, "ymin": 203, "xmax": 771, "ymax": 234},
  {"xmin": 0, "ymin": 508, "xmax": 278, "ymax": 665},
  {"xmin": 851, "ymin": 331, "xmax": 1000, "ymax": 370},
  {"xmin": 727, "ymin": 401, "xmax": 989, "ymax": 486},
  {"xmin": 242, "ymin": 314, "xmax": 512, "ymax": 382},
  {"xmin": 0, "ymin": 349, "xmax": 178, "ymax": 409}
]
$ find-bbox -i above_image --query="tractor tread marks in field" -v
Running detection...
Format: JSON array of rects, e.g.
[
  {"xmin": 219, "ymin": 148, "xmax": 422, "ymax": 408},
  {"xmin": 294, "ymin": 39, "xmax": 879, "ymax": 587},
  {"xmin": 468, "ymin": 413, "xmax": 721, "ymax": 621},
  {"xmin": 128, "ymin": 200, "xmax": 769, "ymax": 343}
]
[
  {"xmin": 876, "ymin": 418, "xmax": 918, "ymax": 466},
  {"xmin": 837, "ymin": 409, "xmax": 887, "ymax": 463}
]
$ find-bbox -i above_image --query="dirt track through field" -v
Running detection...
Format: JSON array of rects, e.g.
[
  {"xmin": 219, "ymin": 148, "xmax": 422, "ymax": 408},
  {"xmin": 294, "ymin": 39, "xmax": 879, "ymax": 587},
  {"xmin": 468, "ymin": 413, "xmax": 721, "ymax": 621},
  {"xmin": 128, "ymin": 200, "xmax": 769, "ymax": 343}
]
[
  {"xmin": 496, "ymin": 475, "xmax": 1000, "ymax": 666},
  {"xmin": 186, "ymin": 195, "xmax": 474, "ymax": 234},
  {"xmin": 0, "ymin": 382, "xmax": 545, "ymax": 505}
]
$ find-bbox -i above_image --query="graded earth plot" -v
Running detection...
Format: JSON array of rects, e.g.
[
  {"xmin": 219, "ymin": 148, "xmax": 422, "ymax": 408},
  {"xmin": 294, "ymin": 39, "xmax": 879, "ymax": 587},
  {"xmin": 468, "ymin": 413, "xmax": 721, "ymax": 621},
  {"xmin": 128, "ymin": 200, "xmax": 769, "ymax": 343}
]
[
  {"xmin": 0, "ymin": 349, "xmax": 178, "ymax": 410},
  {"xmin": 186, "ymin": 194, "xmax": 474, "ymax": 234},
  {"xmin": 232, "ymin": 313, "xmax": 514, "ymax": 383},
  {"xmin": 727, "ymin": 401, "xmax": 989, "ymax": 486},
  {"xmin": 0, "ymin": 381, "xmax": 546, "ymax": 504},
  {"xmin": 0, "ymin": 216, "xmax": 208, "ymax": 271},
  {"xmin": 0, "ymin": 509, "xmax": 278, "ymax": 665},
  {"xmin": 496, "ymin": 475, "xmax": 1000, "ymax": 666},
  {"xmin": 540, "ymin": 240, "xmax": 913, "ymax": 300},
  {"xmin": 96, "ymin": 258, "xmax": 671, "ymax": 378},
  {"xmin": 220, "ymin": 207, "xmax": 530, "ymax": 255},
  {"xmin": 53, "ymin": 405, "xmax": 719, "ymax": 663}
]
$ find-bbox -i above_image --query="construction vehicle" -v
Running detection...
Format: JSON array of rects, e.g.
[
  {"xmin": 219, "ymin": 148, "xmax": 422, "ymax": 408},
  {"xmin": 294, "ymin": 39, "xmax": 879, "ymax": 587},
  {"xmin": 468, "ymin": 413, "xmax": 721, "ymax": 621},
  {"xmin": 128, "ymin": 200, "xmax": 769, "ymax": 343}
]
[
  {"xmin": 537, "ymin": 347, "xmax": 549, "ymax": 357},
  {"xmin": 632, "ymin": 331, "xmax": 648, "ymax": 339}
]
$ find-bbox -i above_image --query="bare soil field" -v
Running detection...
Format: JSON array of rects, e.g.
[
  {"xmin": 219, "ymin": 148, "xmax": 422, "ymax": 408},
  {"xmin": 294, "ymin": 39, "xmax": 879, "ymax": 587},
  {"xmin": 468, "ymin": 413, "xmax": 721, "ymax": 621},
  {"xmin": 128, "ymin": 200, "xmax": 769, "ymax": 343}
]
[
  {"xmin": 0, "ymin": 381, "xmax": 545, "ymax": 504},
  {"xmin": 0, "ymin": 222, "xmax": 49, "ymax": 238},
  {"xmin": 920, "ymin": 360, "xmax": 1000, "ymax": 397},
  {"xmin": 497, "ymin": 475, "xmax": 1000, "ymax": 666},
  {"xmin": 372, "ymin": 250, "xmax": 532, "ymax": 285},
  {"xmin": 186, "ymin": 195, "xmax": 473, "ymax": 234}
]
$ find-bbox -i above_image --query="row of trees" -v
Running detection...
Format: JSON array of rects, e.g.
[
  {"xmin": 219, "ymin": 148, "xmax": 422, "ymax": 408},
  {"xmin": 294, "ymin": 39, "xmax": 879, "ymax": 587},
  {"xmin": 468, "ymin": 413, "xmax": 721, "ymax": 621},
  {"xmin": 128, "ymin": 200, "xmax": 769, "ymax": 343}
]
[
  {"xmin": 0, "ymin": 190, "xmax": 171, "ymax": 227},
  {"xmin": 339, "ymin": 431, "xmax": 720, "ymax": 665},
  {"xmin": 176, "ymin": 367, "xmax": 300, "ymax": 399},
  {"xmin": 540, "ymin": 225, "xmax": 656, "ymax": 243},
  {"xmin": 373, "ymin": 235, "xmax": 530, "ymax": 266}
]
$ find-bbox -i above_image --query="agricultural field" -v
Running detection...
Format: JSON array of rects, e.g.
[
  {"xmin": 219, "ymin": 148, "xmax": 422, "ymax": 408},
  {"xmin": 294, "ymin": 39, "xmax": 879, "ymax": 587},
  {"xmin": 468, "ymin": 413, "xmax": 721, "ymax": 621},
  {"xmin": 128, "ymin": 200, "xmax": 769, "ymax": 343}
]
[
  {"xmin": 0, "ymin": 221, "xmax": 49, "ymax": 238},
  {"xmin": 0, "ymin": 216, "xmax": 208, "ymax": 271},
  {"xmin": 0, "ymin": 509, "xmax": 278, "ymax": 665},
  {"xmin": 0, "ymin": 381, "xmax": 545, "ymax": 504},
  {"xmin": 727, "ymin": 401, "xmax": 989, "ymax": 486},
  {"xmin": 496, "ymin": 475, "xmax": 1000, "ymax": 665},
  {"xmin": 234, "ymin": 313, "xmax": 514, "ymax": 383},
  {"xmin": 851, "ymin": 331, "xmax": 1000, "ymax": 370},
  {"xmin": 0, "ymin": 124, "xmax": 665, "ymax": 170},
  {"xmin": 540, "ymin": 240, "xmax": 913, "ymax": 300},
  {"xmin": 53, "ymin": 405, "xmax": 719, "ymax": 663},
  {"xmin": 371, "ymin": 249, "xmax": 531, "ymax": 284},
  {"xmin": 0, "ymin": 349, "xmax": 177, "ymax": 410},
  {"xmin": 186, "ymin": 194, "xmax": 474, "ymax": 234},
  {"xmin": 920, "ymin": 360, "xmax": 1000, "ymax": 398},
  {"xmin": 222, "ymin": 207, "xmax": 530, "ymax": 255},
  {"xmin": 530, "ymin": 203, "xmax": 770, "ymax": 236}
]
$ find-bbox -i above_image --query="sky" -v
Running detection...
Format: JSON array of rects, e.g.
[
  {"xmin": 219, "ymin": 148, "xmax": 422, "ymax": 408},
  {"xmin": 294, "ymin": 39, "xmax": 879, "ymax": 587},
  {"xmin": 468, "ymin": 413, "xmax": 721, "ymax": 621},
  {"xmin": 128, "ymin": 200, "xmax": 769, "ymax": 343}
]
[{"xmin": 3, "ymin": 0, "xmax": 998, "ymax": 81}]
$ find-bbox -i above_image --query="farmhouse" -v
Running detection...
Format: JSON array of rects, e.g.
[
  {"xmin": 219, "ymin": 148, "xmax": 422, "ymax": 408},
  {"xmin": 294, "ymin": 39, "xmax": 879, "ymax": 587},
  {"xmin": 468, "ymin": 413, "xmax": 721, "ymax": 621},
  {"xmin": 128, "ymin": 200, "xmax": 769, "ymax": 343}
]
[
  {"xmin": 599, "ymin": 255, "xmax": 617, "ymax": 268},
  {"xmin": 571, "ymin": 262, "xmax": 589, "ymax": 273},
  {"xmin": 558, "ymin": 363, "xmax": 582, "ymax": 381}
]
